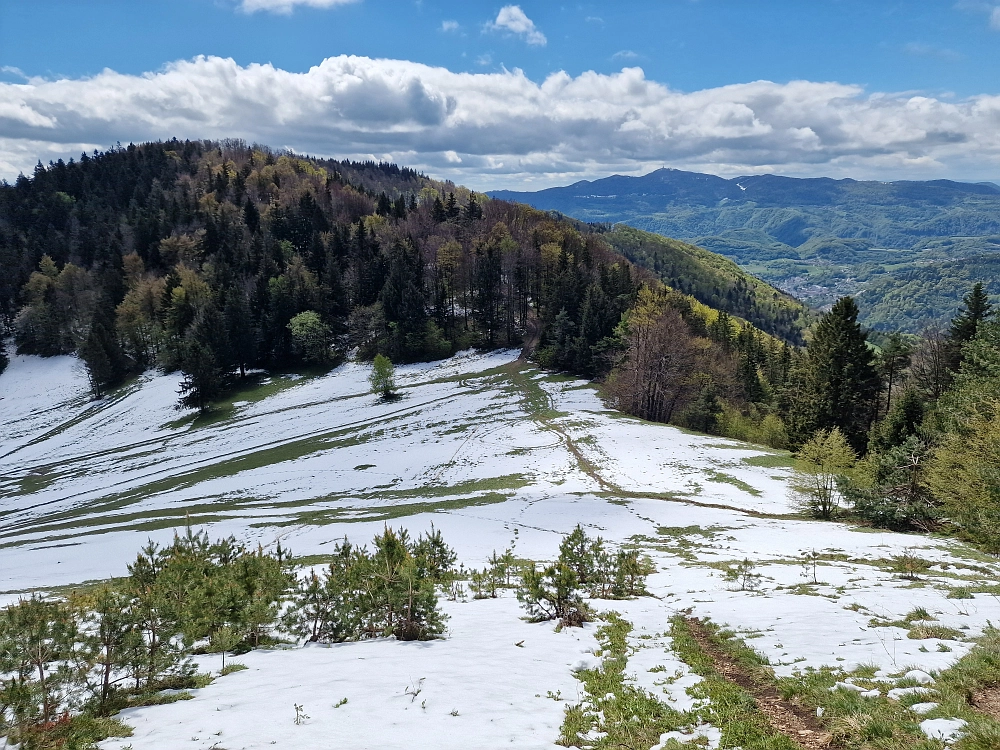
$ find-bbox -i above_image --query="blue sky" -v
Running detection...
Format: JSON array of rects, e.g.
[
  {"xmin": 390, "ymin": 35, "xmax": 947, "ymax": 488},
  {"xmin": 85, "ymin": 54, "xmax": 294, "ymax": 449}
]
[{"xmin": 2, "ymin": 1, "xmax": 1000, "ymax": 188}]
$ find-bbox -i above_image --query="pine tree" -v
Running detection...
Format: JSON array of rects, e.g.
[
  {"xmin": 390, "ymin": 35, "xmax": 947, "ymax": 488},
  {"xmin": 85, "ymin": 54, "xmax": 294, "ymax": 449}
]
[
  {"xmin": 946, "ymin": 282, "xmax": 992, "ymax": 372},
  {"xmin": 0, "ymin": 335, "xmax": 8, "ymax": 375},
  {"xmin": 79, "ymin": 303, "xmax": 129, "ymax": 398},
  {"xmin": 178, "ymin": 340, "xmax": 221, "ymax": 412},
  {"xmin": 783, "ymin": 297, "xmax": 879, "ymax": 451}
]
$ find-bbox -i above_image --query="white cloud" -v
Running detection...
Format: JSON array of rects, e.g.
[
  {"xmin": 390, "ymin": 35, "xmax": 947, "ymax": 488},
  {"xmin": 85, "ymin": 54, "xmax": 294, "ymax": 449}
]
[
  {"xmin": 612, "ymin": 50, "xmax": 639, "ymax": 60},
  {"xmin": 5, "ymin": 55, "xmax": 1000, "ymax": 189},
  {"xmin": 487, "ymin": 5, "xmax": 546, "ymax": 46},
  {"xmin": 991, "ymin": 6, "xmax": 1000, "ymax": 28},
  {"xmin": 441, "ymin": 20, "xmax": 459, "ymax": 32},
  {"xmin": 238, "ymin": 0, "xmax": 358, "ymax": 15}
]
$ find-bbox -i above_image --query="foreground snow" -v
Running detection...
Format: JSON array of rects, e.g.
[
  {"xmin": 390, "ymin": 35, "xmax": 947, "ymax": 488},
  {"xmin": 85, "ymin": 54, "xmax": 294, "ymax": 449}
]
[
  {"xmin": 112, "ymin": 597, "xmax": 596, "ymax": 750},
  {"xmin": 2, "ymin": 349, "xmax": 999, "ymax": 748}
]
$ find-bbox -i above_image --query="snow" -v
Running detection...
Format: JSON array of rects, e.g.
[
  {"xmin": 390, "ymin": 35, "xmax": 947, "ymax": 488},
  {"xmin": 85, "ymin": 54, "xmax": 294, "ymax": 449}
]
[
  {"xmin": 920, "ymin": 717, "xmax": 967, "ymax": 743},
  {"xmin": 108, "ymin": 597, "xmax": 595, "ymax": 750},
  {"xmin": 2, "ymin": 349, "xmax": 999, "ymax": 748}
]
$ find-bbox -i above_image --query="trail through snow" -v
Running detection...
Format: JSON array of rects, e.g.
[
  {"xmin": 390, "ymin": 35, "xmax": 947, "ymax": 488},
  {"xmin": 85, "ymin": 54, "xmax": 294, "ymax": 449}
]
[{"xmin": 1, "ymin": 349, "xmax": 998, "ymax": 749}]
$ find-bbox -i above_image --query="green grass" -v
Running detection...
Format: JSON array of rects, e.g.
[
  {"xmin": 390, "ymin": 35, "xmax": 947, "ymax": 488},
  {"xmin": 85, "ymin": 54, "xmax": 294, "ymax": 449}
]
[
  {"xmin": 774, "ymin": 627, "xmax": 1000, "ymax": 750},
  {"xmin": 667, "ymin": 616, "xmax": 799, "ymax": 750},
  {"xmin": 741, "ymin": 453, "xmax": 797, "ymax": 470},
  {"xmin": 704, "ymin": 469, "xmax": 762, "ymax": 496},
  {"xmin": 557, "ymin": 613, "xmax": 692, "ymax": 748}
]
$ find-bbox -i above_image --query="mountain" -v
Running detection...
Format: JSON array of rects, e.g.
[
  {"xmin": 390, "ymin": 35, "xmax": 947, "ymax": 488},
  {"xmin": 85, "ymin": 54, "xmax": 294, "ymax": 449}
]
[{"xmin": 490, "ymin": 169, "xmax": 1000, "ymax": 330}]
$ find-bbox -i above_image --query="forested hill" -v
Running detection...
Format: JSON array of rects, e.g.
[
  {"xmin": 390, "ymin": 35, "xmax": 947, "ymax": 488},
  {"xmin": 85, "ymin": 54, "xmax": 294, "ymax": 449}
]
[
  {"xmin": 490, "ymin": 168, "xmax": 1000, "ymax": 330},
  {"xmin": 0, "ymin": 140, "xmax": 811, "ymax": 439}
]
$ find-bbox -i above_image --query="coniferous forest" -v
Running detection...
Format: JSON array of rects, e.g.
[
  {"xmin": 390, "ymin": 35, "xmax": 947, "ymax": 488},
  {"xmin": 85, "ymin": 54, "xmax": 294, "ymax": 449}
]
[{"xmin": 1, "ymin": 139, "xmax": 999, "ymax": 554}]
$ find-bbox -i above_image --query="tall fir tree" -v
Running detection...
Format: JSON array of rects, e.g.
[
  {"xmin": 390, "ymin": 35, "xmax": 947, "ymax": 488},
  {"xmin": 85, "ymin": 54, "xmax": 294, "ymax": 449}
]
[
  {"xmin": 79, "ymin": 301, "xmax": 129, "ymax": 398},
  {"xmin": 783, "ymin": 296, "xmax": 879, "ymax": 452},
  {"xmin": 946, "ymin": 282, "xmax": 992, "ymax": 372}
]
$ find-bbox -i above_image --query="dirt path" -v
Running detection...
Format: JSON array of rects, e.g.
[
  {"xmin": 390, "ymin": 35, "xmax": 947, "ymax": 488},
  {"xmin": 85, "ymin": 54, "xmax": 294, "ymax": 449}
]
[{"xmin": 684, "ymin": 617, "xmax": 837, "ymax": 750}]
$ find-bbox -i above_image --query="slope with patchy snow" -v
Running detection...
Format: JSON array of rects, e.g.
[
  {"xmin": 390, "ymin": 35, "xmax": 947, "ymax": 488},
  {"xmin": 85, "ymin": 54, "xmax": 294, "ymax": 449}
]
[{"xmin": 2, "ymin": 349, "xmax": 998, "ymax": 749}]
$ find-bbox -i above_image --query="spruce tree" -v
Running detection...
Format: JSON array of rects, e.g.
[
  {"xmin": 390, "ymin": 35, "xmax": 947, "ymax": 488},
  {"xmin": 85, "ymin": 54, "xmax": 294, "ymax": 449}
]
[
  {"xmin": 0, "ymin": 334, "xmax": 8, "ymax": 375},
  {"xmin": 877, "ymin": 332, "xmax": 912, "ymax": 415},
  {"xmin": 946, "ymin": 282, "xmax": 992, "ymax": 372},
  {"xmin": 79, "ymin": 303, "xmax": 129, "ymax": 398},
  {"xmin": 178, "ymin": 340, "xmax": 221, "ymax": 412},
  {"xmin": 784, "ymin": 296, "xmax": 879, "ymax": 451},
  {"xmin": 380, "ymin": 240, "xmax": 427, "ymax": 361}
]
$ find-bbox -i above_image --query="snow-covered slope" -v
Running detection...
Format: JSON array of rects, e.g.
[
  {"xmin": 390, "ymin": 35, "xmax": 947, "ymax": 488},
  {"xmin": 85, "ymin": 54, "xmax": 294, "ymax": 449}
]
[{"xmin": 2, "ymin": 350, "xmax": 998, "ymax": 749}]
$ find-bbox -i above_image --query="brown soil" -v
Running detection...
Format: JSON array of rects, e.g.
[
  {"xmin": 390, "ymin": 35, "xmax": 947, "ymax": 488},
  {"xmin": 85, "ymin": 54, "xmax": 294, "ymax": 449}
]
[
  {"xmin": 972, "ymin": 687, "xmax": 1000, "ymax": 720},
  {"xmin": 684, "ymin": 617, "xmax": 838, "ymax": 750}
]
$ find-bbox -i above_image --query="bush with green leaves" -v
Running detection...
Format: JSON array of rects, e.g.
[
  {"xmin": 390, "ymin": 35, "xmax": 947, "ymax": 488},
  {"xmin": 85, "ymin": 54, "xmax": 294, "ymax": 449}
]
[
  {"xmin": 288, "ymin": 310, "xmax": 333, "ymax": 365},
  {"xmin": 0, "ymin": 528, "xmax": 294, "ymax": 746},
  {"xmin": 839, "ymin": 436, "xmax": 939, "ymax": 531},
  {"xmin": 789, "ymin": 427, "xmax": 857, "ymax": 519},
  {"xmin": 283, "ymin": 526, "xmax": 454, "ymax": 643},
  {"xmin": 369, "ymin": 353, "xmax": 397, "ymax": 399}
]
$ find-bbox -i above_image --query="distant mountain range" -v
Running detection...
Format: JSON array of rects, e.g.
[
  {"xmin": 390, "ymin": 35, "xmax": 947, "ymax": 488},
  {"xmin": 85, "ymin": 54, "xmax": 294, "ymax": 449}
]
[{"xmin": 490, "ymin": 169, "xmax": 1000, "ymax": 331}]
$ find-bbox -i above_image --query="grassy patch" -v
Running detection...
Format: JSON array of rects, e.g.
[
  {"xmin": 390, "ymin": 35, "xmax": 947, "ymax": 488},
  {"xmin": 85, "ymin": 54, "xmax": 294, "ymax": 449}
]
[
  {"xmin": 557, "ymin": 613, "xmax": 691, "ymax": 748},
  {"xmin": 775, "ymin": 627, "xmax": 1000, "ymax": 750},
  {"xmin": 704, "ymin": 470, "xmax": 762, "ymax": 496},
  {"xmin": 668, "ymin": 616, "xmax": 798, "ymax": 749},
  {"xmin": 742, "ymin": 453, "xmax": 797, "ymax": 470}
]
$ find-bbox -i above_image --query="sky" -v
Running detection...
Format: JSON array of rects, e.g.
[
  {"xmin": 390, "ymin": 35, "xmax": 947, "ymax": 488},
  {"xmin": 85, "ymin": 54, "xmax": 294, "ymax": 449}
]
[{"xmin": 2, "ymin": 1, "xmax": 1000, "ymax": 190}]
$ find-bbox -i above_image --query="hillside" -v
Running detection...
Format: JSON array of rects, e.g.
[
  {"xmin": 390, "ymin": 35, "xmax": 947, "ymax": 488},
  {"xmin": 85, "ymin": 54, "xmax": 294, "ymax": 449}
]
[
  {"xmin": 2, "ymin": 348, "xmax": 998, "ymax": 749},
  {"xmin": 490, "ymin": 168, "xmax": 1000, "ymax": 329},
  {"xmin": 600, "ymin": 225, "xmax": 811, "ymax": 344}
]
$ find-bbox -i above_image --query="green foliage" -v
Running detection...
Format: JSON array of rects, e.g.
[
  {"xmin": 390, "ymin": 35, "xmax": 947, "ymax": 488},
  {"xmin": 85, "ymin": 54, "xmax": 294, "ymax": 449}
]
[
  {"xmin": 781, "ymin": 297, "xmax": 879, "ymax": 451},
  {"xmin": 282, "ymin": 526, "xmax": 453, "ymax": 643},
  {"xmin": 493, "ymin": 170, "xmax": 1000, "ymax": 332},
  {"xmin": 516, "ymin": 526, "xmax": 654, "ymax": 625},
  {"xmin": 369, "ymin": 354, "xmax": 396, "ymax": 399},
  {"xmin": 790, "ymin": 427, "xmax": 857, "ymax": 519},
  {"xmin": 601, "ymin": 225, "xmax": 811, "ymax": 344},
  {"xmin": 517, "ymin": 561, "xmax": 589, "ymax": 627},
  {"xmin": 287, "ymin": 310, "xmax": 332, "ymax": 364},
  {"xmin": 840, "ymin": 436, "xmax": 938, "ymax": 531}
]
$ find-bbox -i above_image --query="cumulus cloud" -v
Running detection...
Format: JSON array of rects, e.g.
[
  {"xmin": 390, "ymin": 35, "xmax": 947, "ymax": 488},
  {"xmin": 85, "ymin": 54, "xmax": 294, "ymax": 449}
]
[
  {"xmin": 441, "ymin": 20, "xmax": 459, "ymax": 32},
  {"xmin": 238, "ymin": 0, "xmax": 358, "ymax": 14},
  {"xmin": 4, "ymin": 55, "xmax": 1000, "ymax": 189},
  {"xmin": 487, "ymin": 5, "xmax": 547, "ymax": 46}
]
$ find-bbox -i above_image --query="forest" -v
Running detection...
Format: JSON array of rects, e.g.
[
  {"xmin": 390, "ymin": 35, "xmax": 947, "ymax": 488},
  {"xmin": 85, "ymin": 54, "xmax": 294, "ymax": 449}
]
[{"xmin": 1, "ymin": 139, "xmax": 999, "ymax": 554}]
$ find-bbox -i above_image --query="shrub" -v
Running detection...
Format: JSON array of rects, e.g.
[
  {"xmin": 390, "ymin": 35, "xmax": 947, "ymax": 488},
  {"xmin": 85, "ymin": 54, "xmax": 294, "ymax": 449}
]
[
  {"xmin": 369, "ymin": 354, "xmax": 397, "ymax": 399},
  {"xmin": 789, "ymin": 427, "xmax": 856, "ymax": 519},
  {"xmin": 517, "ymin": 561, "xmax": 590, "ymax": 627}
]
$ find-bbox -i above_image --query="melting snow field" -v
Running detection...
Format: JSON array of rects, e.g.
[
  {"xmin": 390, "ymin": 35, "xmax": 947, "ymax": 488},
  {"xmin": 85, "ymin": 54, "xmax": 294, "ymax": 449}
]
[{"xmin": 2, "ymin": 349, "xmax": 999, "ymax": 749}]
